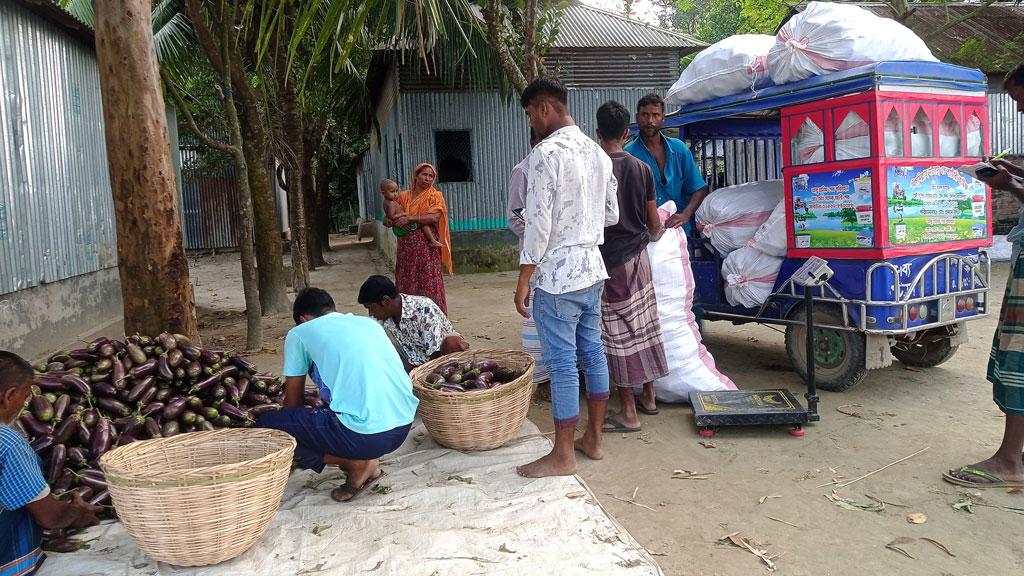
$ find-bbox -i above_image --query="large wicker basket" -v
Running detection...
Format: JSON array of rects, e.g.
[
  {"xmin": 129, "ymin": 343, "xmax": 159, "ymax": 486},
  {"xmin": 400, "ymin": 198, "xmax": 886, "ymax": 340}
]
[
  {"xmin": 99, "ymin": 428, "xmax": 296, "ymax": 567},
  {"xmin": 409, "ymin": 349, "xmax": 535, "ymax": 451}
]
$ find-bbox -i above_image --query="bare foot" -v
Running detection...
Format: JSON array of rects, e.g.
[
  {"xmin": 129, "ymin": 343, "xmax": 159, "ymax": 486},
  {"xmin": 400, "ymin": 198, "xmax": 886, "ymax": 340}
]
[
  {"xmin": 947, "ymin": 455, "xmax": 1024, "ymax": 485},
  {"xmin": 574, "ymin": 431, "xmax": 605, "ymax": 461},
  {"xmin": 428, "ymin": 239, "xmax": 443, "ymax": 248},
  {"xmin": 516, "ymin": 451, "xmax": 577, "ymax": 478}
]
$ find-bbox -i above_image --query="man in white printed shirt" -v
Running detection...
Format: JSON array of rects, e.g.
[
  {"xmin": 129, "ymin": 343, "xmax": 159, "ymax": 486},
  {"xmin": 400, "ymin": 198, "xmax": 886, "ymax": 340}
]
[{"xmin": 513, "ymin": 77, "xmax": 619, "ymax": 478}]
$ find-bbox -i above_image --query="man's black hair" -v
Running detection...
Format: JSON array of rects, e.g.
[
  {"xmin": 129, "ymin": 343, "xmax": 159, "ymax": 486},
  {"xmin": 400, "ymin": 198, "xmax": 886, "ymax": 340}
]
[
  {"xmin": 636, "ymin": 93, "xmax": 665, "ymax": 114},
  {"xmin": 596, "ymin": 100, "xmax": 631, "ymax": 139},
  {"xmin": 1005, "ymin": 63, "xmax": 1024, "ymax": 89},
  {"xmin": 520, "ymin": 76, "xmax": 569, "ymax": 109},
  {"xmin": 0, "ymin": 351, "xmax": 33, "ymax": 393},
  {"xmin": 357, "ymin": 275, "xmax": 400, "ymax": 306},
  {"xmin": 292, "ymin": 287, "xmax": 336, "ymax": 324}
]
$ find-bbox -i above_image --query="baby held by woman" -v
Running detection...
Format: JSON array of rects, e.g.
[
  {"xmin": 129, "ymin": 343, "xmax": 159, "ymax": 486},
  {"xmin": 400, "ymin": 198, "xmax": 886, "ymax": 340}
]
[{"xmin": 381, "ymin": 179, "xmax": 442, "ymax": 248}]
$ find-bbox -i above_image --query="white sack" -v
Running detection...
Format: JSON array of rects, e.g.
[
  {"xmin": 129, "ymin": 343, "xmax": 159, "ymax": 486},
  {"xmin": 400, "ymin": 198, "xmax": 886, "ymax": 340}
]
[
  {"xmin": 835, "ymin": 111, "xmax": 870, "ymax": 160},
  {"xmin": 646, "ymin": 201, "xmax": 735, "ymax": 403},
  {"xmin": 911, "ymin": 110, "xmax": 933, "ymax": 157},
  {"xmin": 695, "ymin": 180, "xmax": 784, "ymax": 254},
  {"xmin": 666, "ymin": 34, "xmax": 776, "ymax": 106},
  {"xmin": 884, "ymin": 110, "xmax": 903, "ymax": 156},
  {"xmin": 768, "ymin": 1, "xmax": 937, "ymax": 85},
  {"xmin": 793, "ymin": 118, "xmax": 825, "ymax": 164},
  {"xmin": 747, "ymin": 200, "xmax": 788, "ymax": 257},
  {"xmin": 939, "ymin": 113, "xmax": 962, "ymax": 157},
  {"xmin": 722, "ymin": 246, "xmax": 784, "ymax": 308},
  {"xmin": 966, "ymin": 113, "xmax": 983, "ymax": 157}
]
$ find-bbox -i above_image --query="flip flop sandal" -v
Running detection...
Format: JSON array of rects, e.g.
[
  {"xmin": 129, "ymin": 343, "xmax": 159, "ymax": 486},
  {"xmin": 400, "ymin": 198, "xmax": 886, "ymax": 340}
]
[
  {"xmin": 331, "ymin": 470, "xmax": 388, "ymax": 503},
  {"xmin": 942, "ymin": 466, "xmax": 1024, "ymax": 489},
  {"xmin": 602, "ymin": 415, "xmax": 641, "ymax": 434},
  {"xmin": 635, "ymin": 397, "xmax": 659, "ymax": 416}
]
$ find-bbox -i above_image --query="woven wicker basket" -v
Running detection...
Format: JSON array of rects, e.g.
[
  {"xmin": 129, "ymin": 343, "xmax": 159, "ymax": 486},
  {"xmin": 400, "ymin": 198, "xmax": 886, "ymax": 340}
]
[
  {"xmin": 409, "ymin": 349, "xmax": 535, "ymax": 451},
  {"xmin": 99, "ymin": 428, "xmax": 296, "ymax": 567}
]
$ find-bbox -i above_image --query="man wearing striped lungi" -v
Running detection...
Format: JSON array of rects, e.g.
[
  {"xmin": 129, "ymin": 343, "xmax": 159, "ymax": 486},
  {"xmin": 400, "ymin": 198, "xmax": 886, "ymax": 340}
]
[
  {"xmin": 594, "ymin": 101, "xmax": 669, "ymax": 433},
  {"xmin": 944, "ymin": 64, "xmax": 1024, "ymax": 489}
]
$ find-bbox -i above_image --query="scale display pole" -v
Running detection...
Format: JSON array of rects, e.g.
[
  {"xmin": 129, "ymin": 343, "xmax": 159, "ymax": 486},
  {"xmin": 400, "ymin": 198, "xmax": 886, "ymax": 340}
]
[{"xmin": 804, "ymin": 287, "xmax": 820, "ymax": 422}]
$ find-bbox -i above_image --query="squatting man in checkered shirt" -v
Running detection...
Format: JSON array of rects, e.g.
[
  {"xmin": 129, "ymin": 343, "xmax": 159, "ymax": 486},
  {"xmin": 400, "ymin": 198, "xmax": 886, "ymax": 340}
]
[{"xmin": 1, "ymin": 351, "xmax": 101, "ymax": 575}]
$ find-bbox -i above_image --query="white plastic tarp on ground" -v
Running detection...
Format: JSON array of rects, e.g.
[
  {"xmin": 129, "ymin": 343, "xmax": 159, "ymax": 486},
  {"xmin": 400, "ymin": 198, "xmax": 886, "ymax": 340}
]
[{"xmin": 40, "ymin": 421, "xmax": 663, "ymax": 576}]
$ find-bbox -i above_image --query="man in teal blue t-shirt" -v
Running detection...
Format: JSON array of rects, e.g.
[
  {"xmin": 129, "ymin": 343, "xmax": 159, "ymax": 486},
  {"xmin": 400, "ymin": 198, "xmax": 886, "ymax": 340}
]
[
  {"xmin": 625, "ymin": 93, "xmax": 708, "ymax": 236},
  {"xmin": 258, "ymin": 288, "xmax": 418, "ymax": 503}
]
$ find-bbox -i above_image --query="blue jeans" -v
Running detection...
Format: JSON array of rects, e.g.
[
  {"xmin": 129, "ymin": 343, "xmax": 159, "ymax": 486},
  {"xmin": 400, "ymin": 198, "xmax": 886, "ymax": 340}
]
[{"xmin": 533, "ymin": 282, "xmax": 611, "ymax": 429}]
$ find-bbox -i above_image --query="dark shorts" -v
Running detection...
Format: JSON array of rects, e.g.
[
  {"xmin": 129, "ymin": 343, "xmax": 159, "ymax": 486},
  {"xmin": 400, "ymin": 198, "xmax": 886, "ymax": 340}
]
[{"xmin": 257, "ymin": 408, "xmax": 412, "ymax": 473}]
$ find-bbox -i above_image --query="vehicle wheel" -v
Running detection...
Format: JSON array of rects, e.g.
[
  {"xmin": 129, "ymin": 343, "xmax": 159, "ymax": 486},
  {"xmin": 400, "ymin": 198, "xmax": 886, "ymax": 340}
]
[
  {"xmin": 892, "ymin": 331, "xmax": 959, "ymax": 368},
  {"xmin": 785, "ymin": 305, "xmax": 867, "ymax": 392}
]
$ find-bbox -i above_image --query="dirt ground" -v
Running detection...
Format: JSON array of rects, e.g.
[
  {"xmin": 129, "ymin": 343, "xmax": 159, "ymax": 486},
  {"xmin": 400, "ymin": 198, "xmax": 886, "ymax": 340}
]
[{"xmin": 118, "ymin": 237, "xmax": 1024, "ymax": 575}]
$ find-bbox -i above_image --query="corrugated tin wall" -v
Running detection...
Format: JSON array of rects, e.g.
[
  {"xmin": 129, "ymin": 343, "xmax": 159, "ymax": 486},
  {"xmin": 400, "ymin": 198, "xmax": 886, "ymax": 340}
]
[
  {"xmin": 546, "ymin": 48, "xmax": 682, "ymax": 88},
  {"xmin": 989, "ymin": 91, "xmax": 1024, "ymax": 153},
  {"xmin": 0, "ymin": 1, "xmax": 115, "ymax": 296},
  {"xmin": 381, "ymin": 87, "xmax": 663, "ymax": 231}
]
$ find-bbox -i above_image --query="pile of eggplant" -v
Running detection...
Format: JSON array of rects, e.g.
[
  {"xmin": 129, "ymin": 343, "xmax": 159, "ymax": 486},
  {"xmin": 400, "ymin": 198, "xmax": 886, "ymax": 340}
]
[
  {"xmin": 422, "ymin": 358, "xmax": 524, "ymax": 393},
  {"xmin": 19, "ymin": 333, "xmax": 320, "ymax": 523}
]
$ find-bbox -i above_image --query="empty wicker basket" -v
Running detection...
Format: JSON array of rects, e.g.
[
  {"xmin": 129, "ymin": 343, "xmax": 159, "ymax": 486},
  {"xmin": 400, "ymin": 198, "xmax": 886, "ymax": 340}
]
[
  {"xmin": 99, "ymin": 428, "xmax": 296, "ymax": 567},
  {"xmin": 409, "ymin": 349, "xmax": 535, "ymax": 451}
]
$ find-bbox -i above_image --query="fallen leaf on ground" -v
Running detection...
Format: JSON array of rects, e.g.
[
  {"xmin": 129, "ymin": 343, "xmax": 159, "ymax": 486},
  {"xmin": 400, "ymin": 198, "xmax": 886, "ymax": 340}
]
[
  {"xmin": 366, "ymin": 560, "xmax": 384, "ymax": 572},
  {"xmin": 698, "ymin": 440, "xmax": 716, "ymax": 449},
  {"xmin": 836, "ymin": 404, "xmax": 865, "ymax": 418},
  {"xmin": 827, "ymin": 491, "xmax": 884, "ymax": 512},
  {"xmin": 447, "ymin": 475, "xmax": 474, "ymax": 484},
  {"xmin": 952, "ymin": 497, "xmax": 974, "ymax": 514},
  {"xmin": 498, "ymin": 544, "xmax": 516, "ymax": 554},
  {"xmin": 371, "ymin": 484, "xmax": 392, "ymax": 495},
  {"xmin": 886, "ymin": 537, "xmax": 915, "ymax": 559},
  {"xmin": 920, "ymin": 538, "xmax": 955, "ymax": 557},
  {"xmin": 905, "ymin": 512, "xmax": 927, "ymax": 524},
  {"xmin": 903, "ymin": 365, "xmax": 924, "ymax": 373},
  {"xmin": 759, "ymin": 495, "xmax": 781, "ymax": 505},
  {"xmin": 1008, "ymin": 487, "xmax": 1024, "ymax": 494},
  {"xmin": 311, "ymin": 524, "xmax": 332, "ymax": 536},
  {"xmin": 565, "ymin": 491, "xmax": 587, "ymax": 499},
  {"xmin": 672, "ymin": 470, "xmax": 713, "ymax": 480},
  {"xmin": 746, "ymin": 336, "xmax": 760, "ymax": 343},
  {"xmin": 719, "ymin": 532, "xmax": 777, "ymax": 571}
]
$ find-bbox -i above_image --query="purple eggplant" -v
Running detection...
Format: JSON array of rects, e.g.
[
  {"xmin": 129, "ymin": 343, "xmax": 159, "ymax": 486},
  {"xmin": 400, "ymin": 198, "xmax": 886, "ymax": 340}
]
[
  {"xmin": 46, "ymin": 444, "xmax": 67, "ymax": 483},
  {"xmin": 439, "ymin": 383, "xmax": 466, "ymax": 393},
  {"xmin": 144, "ymin": 417, "xmax": 162, "ymax": 438},
  {"xmin": 249, "ymin": 403, "xmax": 280, "ymax": 417},
  {"xmin": 60, "ymin": 374, "xmax": 90, "ymax": 397},
  {"xmin": 46, "ymin": 361, "xmax": 66, "ymax": 373},
  {"xmin": 115, "ymin": 415, "xmax": 144, "ymax": 437},
  {"xmin": 162, "ymin": 397, "xmax": 188, "ymax": 420},
  {"xmin": 110, "ymin": 357, "xmax": 126, "ymax": 390},
  {"xmin": 138, "ymin": 385, "xmax": 158, "ymax": 406},
  {"xmin": 54, "ymin": 470, "xmax": 74, "ymax": 492},
  {"xmin": 89, "ymin": 372, "xmax": 111, "ymax": 384},
  {"xmin": 33, "ymin": 377, "xmax": 66, "ymax": 393},
  {"xmin": 129, "ymin": 359, "xmax": 157, "ymax": 380},
  {"xmin": 31, "ymin": 434, "xmax": 56, "ymax": 454},
  {"xmin": 166, "ymin": 349, "xmax": 184, "ymax": 369},
  {"xmin": 51, "ymin": 391, "xmax": 70, "ymax": 420},
  {"xmin": 98, "ymin": 342, "xmax": 116, "ymax": 358},
  {"xmin": 180, "ymin": 343, "xmax": 202, "ymax": 361},
  {"xmin": 95, "ymin": 397, "xmax": 130, "ymax": 417},
  {"xmin": 94, "ymin": 358, "xmax": 113, "ymax": 372},
  {"xmin": 92, "ymin": 381, "xmax": 117, "ymax": 397},
  {"xmin": 76, "ymin": 420, "xmax": 92, "ymax": 445},
  {"xmin": 225, "ymin": 383, "xmax": 240, "ymax": 405},
  {"xmin": 200, "ymin": 349, "xmax": 221, "ymax": 365},
  {"xmin": 53, "ymin": 415, "xmax": 79, "ymax": 444},
  {"xmin": 161, "ymin": 421, "xmax": 180, "ymax": 437},
  {"xmin": 20, "ymin": 413, "xmax": 51, "ymax": 436},
  {"xmin": 86, "ymin": 337, "xmax": 108, "ymax": 354},
  {"xmin": 248, "ymin": 393, "xmax": 272, "ymax": 405},
  {"xmin": 88, "ymin": 490, "xmax": 110, "ymax": 507},
  {"xmin": 69, "ymin": 349, "xmax": 99, "ymax": 362},
  {"xmin": 230, "ymin": 355, "xmax": 258, "ymax": 373},
  {"xmin": 126, "ymin": 376, "xmax": 155, "ymax": 403},
  {"xmin": 67, "ymin": 447, "xmax": 89, "ymax": 468},
  {"xmin": 157, "ymin": 332, "xmax": 177, "ymax": 351},
  {"xmin": 141, "ymin": 402, "xmax": 164, "ymax": 417},
  {"xmin": 236, "ymin": 378, "xmax": 250, "ymax": 402},
  {"xmin": 31, "ymin": 395, "xmax": 54, "ymax": 423},
  {"xmin": 115, "ymin": 434, "xmax": 137, "ymax": 446},
  {"xmin": 125, "ymin": 342, "xmax": 147, "ymax": 365},
  {"xmin": 156, "ymin": 355, "xmax": 173, "ymax": 381},
  {"xmin": 69, "ymin": 485, "xmax": 94, "ymax": 501},
  {"xmin": 90, "ymin": 418, "xmax": 112, "ymax": 459},
  {"xmin": 217, "ymin": 402, "xmax": 252, "ymax": 422}
]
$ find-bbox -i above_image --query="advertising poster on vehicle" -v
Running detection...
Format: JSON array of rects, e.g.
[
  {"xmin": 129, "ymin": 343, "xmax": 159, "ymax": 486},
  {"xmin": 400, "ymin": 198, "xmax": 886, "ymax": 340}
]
[
  {"xmin": 791, "ymin": 169, "xmax": 874, "ymax": 249},
  {"xmin": 886, "ymin": 166, "xmax": 988, "ymax": 245}
]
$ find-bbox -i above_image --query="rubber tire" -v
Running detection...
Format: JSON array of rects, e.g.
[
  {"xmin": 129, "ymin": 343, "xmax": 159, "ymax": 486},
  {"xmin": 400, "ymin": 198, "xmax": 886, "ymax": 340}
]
[
  {"xmin": 785, "ymin": 305, "xmax": 867, "ymax": 393},
  {"xmin": 892, "ymin": 335, "xmax": 959, "ymax": 368}
]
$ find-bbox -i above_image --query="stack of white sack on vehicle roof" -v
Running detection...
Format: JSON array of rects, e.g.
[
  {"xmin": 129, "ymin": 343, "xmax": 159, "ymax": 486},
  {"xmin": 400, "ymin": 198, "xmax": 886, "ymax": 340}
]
[
  {"xmin": 695, "ymin": 180, "xmax": 783, "ymax": 255},
  {"xmin": 647, "ymin": 201, "xmax": 736, "ymax": 402},
  {"xmin": 747, "ymin": 201, "xmax": 787, "ymax": 257},
  {"xmin": 722, "ymin": 246, "xmax": 784, "ymax": 309},
  {"xmin": 768, "ymin": 1, "xmax": 937, "ymax": 85},
  {"xmin": 665, "ymin": 34, "xmax": 776, "ymax": 106}
]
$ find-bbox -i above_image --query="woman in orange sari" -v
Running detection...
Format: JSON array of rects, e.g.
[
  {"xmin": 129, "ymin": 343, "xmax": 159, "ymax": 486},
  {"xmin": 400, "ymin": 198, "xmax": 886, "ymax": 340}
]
[{"xmin": 389, "ymin": 163, "xmax": 453, "ymax": 313}]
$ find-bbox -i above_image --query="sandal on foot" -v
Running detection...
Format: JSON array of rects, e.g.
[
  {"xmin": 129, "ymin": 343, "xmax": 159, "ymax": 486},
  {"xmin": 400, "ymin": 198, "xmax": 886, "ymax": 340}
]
[
  {"xmin": 331, "ymin": 470, "xmax": 388, "ymax": 502},
  {"xmin": 602, "ymin": 415, "xmax": 641, "ymax": 434},
  {"xmin": 942, "ymin": 466, "xmax": 1024, "ymax": 489},
  {"xmin": 635, "ymin": 397, "xmax": 659, "ymax": 416}
]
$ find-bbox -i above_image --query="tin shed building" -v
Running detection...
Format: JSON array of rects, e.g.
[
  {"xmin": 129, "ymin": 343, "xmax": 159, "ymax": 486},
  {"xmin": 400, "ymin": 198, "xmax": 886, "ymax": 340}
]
[{"xmin": 357, "ymin": 2, "xmax": 704, "ymax": 271}]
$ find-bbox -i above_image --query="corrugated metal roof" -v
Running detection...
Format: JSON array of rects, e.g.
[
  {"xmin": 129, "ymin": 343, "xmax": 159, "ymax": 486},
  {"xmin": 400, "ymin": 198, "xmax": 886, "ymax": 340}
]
[
  {"xmin": 554, "ymin": 3, "xmax": 704, "ymax": 50},
  {"xmin": 790, "ymin": 2, "xmax": 1024, "ymax": 74}
]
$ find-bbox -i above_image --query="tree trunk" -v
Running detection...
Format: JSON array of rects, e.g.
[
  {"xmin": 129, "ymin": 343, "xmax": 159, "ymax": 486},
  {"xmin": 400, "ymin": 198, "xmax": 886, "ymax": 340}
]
[
  {"xmin": 274, "ymin": 39, "xmax": 309, "ymax": 291},
  {"xmin": 483, "ymin": 0, "xmax": 528, "ymax": 94},
  {"xmin": 315, "ymin": 160, "xmax": 332, "ymax": 252},
  {"xmin": 93, "ymin": 0, "xmax": 198, "ymax": 340},
  {"xmin": 236, "ymin": 82, "xmax": 289, "ymax": 315},
  {"xmin": 302, "ymin": 134, "xmax": 326, "ymax": 267}
]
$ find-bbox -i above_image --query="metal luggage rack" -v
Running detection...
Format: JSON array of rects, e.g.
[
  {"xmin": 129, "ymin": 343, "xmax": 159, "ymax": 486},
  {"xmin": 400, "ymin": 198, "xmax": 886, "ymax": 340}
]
[{"xmin": 705, "ymin": 252, "xmax": 991, "ymax": 334}]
